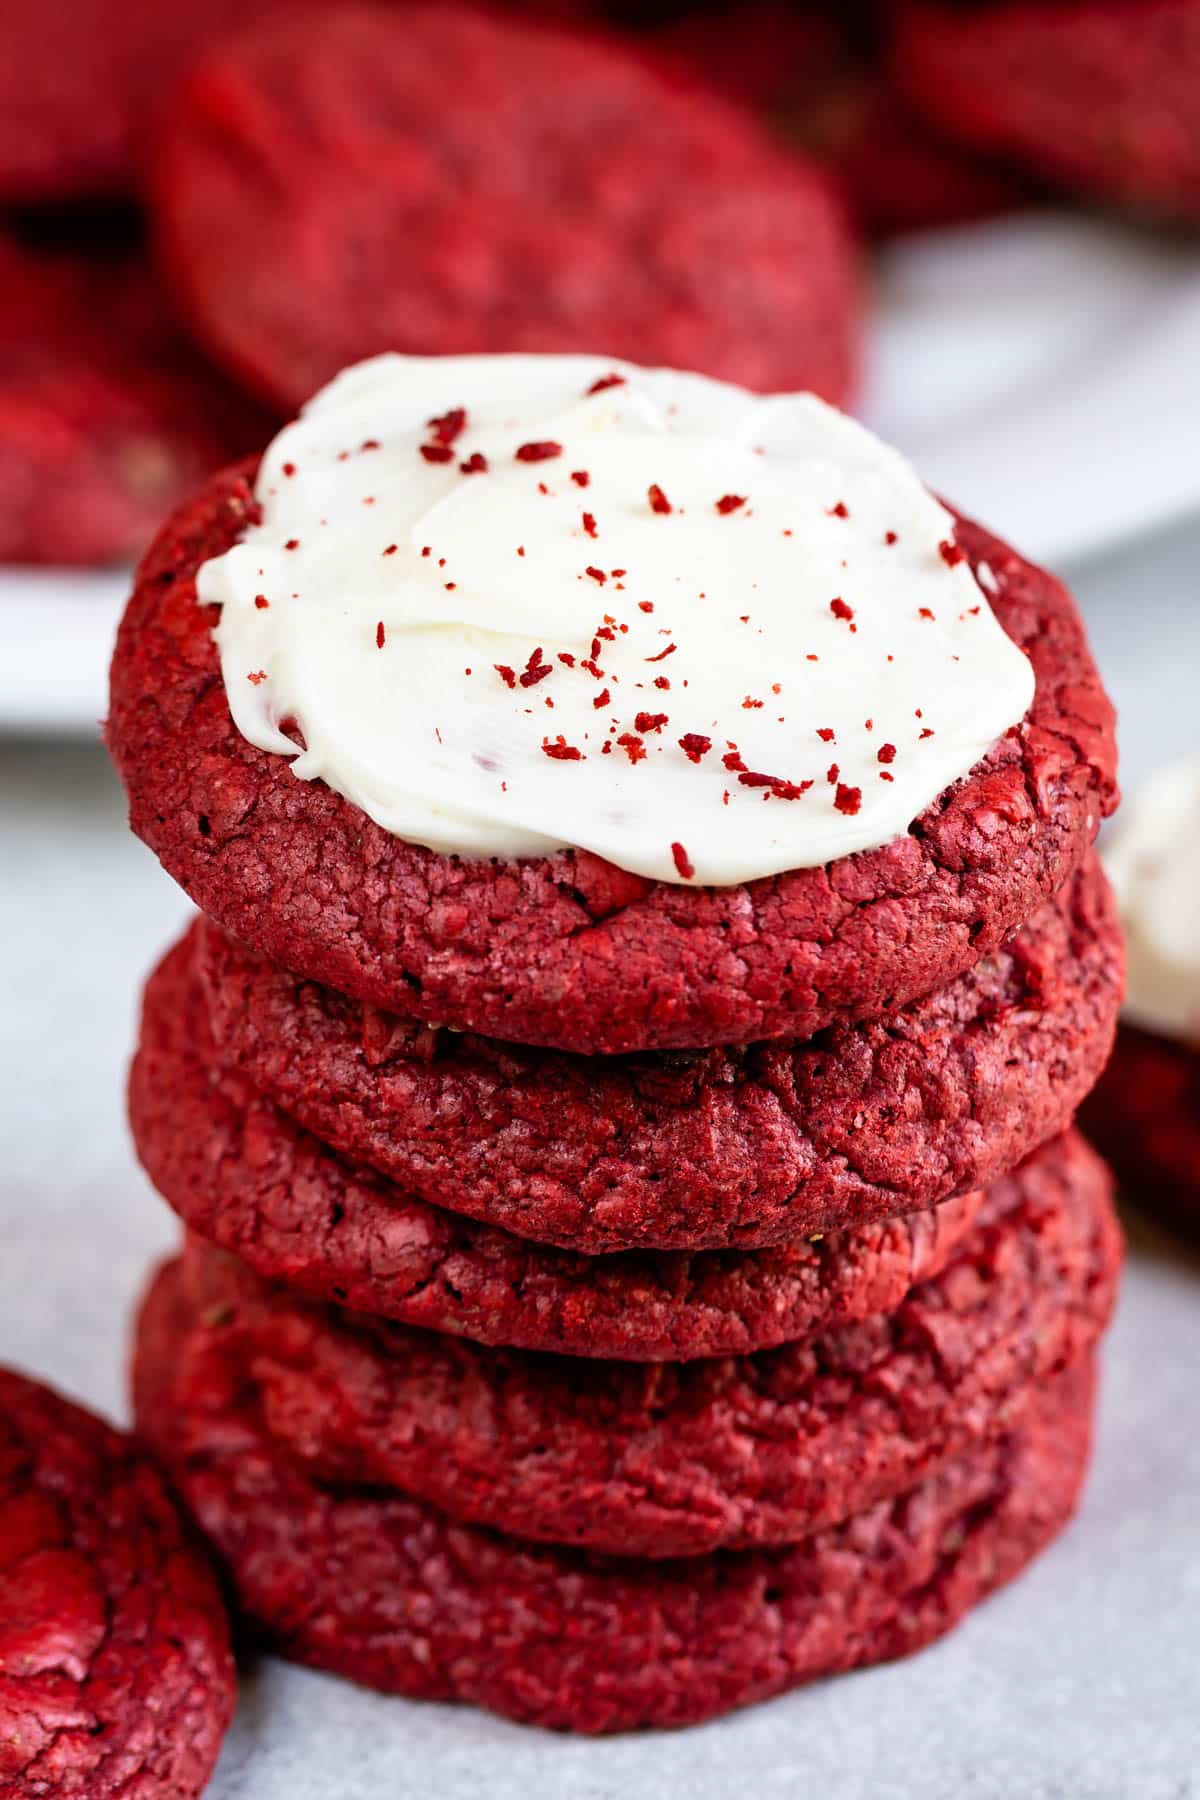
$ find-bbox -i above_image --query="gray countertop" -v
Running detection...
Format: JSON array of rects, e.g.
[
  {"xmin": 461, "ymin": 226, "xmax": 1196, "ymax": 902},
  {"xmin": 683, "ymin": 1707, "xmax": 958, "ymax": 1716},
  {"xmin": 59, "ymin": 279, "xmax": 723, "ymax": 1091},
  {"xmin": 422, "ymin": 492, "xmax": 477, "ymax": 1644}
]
[{"xmin": 3, "ymin": 518, "xmax": 1199, "ymax": 1798}]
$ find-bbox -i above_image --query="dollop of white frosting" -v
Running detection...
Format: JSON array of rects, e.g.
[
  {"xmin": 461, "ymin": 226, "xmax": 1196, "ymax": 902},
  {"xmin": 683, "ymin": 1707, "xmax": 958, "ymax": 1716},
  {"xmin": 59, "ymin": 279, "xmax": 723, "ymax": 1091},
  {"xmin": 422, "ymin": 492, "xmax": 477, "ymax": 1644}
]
[
  {"xmin": 1103, "ymin": 753, "xmax": 1200, "ymax": 1044},
  {"xmin": 201, "ymin": 353, "xmax": 1035, "ymax": 886}
]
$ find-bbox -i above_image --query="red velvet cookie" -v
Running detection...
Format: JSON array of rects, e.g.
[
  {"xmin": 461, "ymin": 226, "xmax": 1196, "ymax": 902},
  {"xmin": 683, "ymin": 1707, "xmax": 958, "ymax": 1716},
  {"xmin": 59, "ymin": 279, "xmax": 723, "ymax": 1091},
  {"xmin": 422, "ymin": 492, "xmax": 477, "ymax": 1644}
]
[
  {"xmin": 0, "ymin": 1365, "xmax": 234, "ymax": 1798},
  {"xmin": 108, "ymin": 466, "xmax": 1116, "ymax": 1055},
  {"xmin": 0, "ymin": 238, "xmax": 271, "ymax": 566},
  {"xmin": 160, "ymin": 1130, "xmax": 1119, "ymax": 1557},
  {"xmin": 195, "ymin": 859, "xmax": 1121, "ymax": 1253},
  {"xmin": 1081, "ymin": 1023, "xmax": 1200, "ymax": 1239},
  {"xmin": 894, "ymin": 0, "xmax": 1200, "ymax": 224},
  {"xmin": 0, "ymin": 0, "xmax": 263, "ymax": 201},
  {"xmin": 129, "ymin": 935, "xmax": 984, "ymax": 1361},
  {"xmin": 132, "ymin": 1294, "xmax": 1096, "ymax": 1735},
  {"xmin": 151, "ymin": 3, "xmax": 859, "ymax": 412},
  {"xmin": 651, "ymin": 2, "xmax": 1029, "ymax": 236}
]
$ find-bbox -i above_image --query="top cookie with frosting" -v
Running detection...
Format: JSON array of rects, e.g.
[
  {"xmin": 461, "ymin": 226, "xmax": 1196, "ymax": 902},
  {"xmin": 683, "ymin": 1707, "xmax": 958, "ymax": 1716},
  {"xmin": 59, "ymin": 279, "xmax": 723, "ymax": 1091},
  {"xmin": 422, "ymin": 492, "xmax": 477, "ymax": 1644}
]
[{"xmin": 108, "ymin": 352, "xmax": 1117, "ymax": 1054}]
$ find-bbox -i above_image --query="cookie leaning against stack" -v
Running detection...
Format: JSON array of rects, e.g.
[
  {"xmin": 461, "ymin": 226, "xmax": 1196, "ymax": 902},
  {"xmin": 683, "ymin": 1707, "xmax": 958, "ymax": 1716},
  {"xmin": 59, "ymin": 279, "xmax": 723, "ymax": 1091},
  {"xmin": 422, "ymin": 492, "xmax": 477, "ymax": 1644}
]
[{"xmin": 109, "ymin": 351, "xmax": 1122, "ymax": 1734}]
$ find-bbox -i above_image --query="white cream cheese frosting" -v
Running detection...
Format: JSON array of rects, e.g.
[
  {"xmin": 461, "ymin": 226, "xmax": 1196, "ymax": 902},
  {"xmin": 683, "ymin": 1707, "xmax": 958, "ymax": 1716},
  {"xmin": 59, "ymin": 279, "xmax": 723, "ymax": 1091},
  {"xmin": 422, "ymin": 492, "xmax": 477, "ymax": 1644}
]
[
  {"xmin": 1103, "ymin": 753, "xmax": 1200, "ymax": 1044},
  {"xmin": 200, "ymin": 352, "xmax": 1036, "ymax": 886}
]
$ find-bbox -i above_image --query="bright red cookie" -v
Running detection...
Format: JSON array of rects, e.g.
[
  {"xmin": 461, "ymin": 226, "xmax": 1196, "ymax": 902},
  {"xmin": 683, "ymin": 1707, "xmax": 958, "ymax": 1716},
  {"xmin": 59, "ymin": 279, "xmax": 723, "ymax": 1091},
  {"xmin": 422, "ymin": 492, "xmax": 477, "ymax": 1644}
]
[
  {"xmin": 651, "ymin": 2, "xmax": 1029, "ymax": 236},
  {"xmin": 107, "ymin": 465, "xmax": 1116, "ymax": 1055},
  {"xmin": 132, "ymin": 1292, "xmax": 1096, "ymax": 1736},
  {"xmin": 0, "ymin": 0, "xmax": 263, "ymax": 201},
  {"xmin": 0, "ymin": 1365, "xmax": 234, "ymax": 1798},
  {"xmin": 0, "ymin": 238, "xmax": 271, "ymax": 566},
  {"xmin": 1081, "ymin": 1023, "xmax": 1200, "ymax": 1238},
  {"xmin": 161, "ymin": 1130, "xmax": 1119, "ymax": 1557},
  {"xmin": 151, "ymin": 3, "xmax": 859, "ymax": 411},
  {"xmin": 194, "ymin": 860, "xmax": 1121, "ymax": 1252},
  {"xmin": 894, "ymin": 0, "xmax": 1200, "ymax": 224},
  {"xmin": 129, "ymin": 934, "xmax": 984, "ymax": 1362}
]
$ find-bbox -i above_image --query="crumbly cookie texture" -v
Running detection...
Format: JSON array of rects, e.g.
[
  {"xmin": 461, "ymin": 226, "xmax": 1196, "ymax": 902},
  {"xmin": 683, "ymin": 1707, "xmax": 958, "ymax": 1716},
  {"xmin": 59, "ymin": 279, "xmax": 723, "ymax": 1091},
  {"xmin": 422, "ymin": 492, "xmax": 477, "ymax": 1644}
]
[
  {"xmin": 108, "ymin": 467, "xmax": 1116, "ymax": 1054},
  {"xmin": 130, "ymin": 935, "xmax": 985, "ymax": 1362},
  {"xmin": 195, "ymin": 858, "xmax": 1121, "ymax": 1251},
  {"xmin": 134, "ymin": 1287, "xmax": 1096, "ymax": 1736},
  {"xmin": 0, "ymin": 1366, "xmax": 234, "ymax": 1798},
  {"xmin": 165, "ymin": 1130, "xmax": 1119, "ymax": 1558}
]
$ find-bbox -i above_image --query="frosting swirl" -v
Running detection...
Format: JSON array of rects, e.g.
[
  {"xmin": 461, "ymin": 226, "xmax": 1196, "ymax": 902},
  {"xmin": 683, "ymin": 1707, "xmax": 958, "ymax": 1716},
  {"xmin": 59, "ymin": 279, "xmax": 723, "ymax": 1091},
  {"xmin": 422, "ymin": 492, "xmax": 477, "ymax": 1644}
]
[{"xmin": 201, "ymin": 353, "xmax": 1035, "ymax": 885}]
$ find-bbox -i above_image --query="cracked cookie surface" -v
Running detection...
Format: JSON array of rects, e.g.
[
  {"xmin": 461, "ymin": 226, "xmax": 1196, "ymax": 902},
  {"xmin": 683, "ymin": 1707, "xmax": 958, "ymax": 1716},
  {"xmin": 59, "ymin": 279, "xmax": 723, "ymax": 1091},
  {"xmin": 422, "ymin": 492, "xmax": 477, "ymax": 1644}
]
[
  {"xmin": 194, "ymin": 858, "xmax": 1122, "ymax": 1251},
  {"xmin": 132, "ymin": 1301, "xmax": 1096, "ymax": 1735},
  {"xmin": 0, "ymin": 1366, "xmax": 234, "ymax": 1798},
  {"xmin": 108, "ymin": 461, "xmax": 1116, "ymax": 1054},
  {"xmin": 156, "ymin": 1129, "xmax": 1119, "ymax": 1557},
  {"xmin": 129, "ymin": 936, "xmax": 984, "ymax": 1361}
]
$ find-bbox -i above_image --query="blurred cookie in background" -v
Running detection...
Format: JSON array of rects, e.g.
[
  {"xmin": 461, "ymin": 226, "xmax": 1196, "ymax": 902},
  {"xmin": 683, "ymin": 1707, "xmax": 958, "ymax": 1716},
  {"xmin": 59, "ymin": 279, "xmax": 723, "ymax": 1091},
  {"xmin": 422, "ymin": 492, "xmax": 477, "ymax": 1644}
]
[
  {"xmin": 0, "ymin": 235, "xmax": 274, "ymax": 565},
  {"xmin": 647, "ymin": 1, "xmax": 1032, "ymax": 235},
  {"xmin": 0, "ymin": 0, "xmax": 265, "ymax": 201},
  {"xmin": 894, "ymin": 0, "xmax": 1200, "ymax": 226},
  {"xmin": 150, "ymin": 2, "xmax": 861, "ymax": 410},
  {"xmin": 1082, "ymin": 754, "xmax": 1200, "ymax": 1240}
]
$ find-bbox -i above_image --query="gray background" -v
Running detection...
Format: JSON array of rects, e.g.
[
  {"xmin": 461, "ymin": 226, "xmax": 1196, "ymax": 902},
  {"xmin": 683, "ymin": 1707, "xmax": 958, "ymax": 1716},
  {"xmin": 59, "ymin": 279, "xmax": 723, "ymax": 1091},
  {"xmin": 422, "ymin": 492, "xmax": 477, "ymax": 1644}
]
[{"xmin": 3, "ymin": 519, "xmax": 1199, "ymax": 1798}]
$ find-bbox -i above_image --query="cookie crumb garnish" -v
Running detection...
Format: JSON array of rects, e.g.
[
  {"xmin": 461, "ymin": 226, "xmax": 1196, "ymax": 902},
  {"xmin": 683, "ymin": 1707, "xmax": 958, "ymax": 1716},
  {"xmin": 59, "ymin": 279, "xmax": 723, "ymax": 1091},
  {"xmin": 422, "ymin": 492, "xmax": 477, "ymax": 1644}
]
[
  {"xmin": 587, "ymin": 373, "xmax": 627, "ymax": 395},
  {"xmin": 519, "ymin": 648, "xmax": 552, "ymax": 688},
  {"xmin": 460, "ymin": 452, "xmax": 488, "ymax": 474},
  {"xmin": 571, "ymin": 470, "xmax": 590, "ymax": 487},
  {"xmin": 715, "ymin": 494, "xmax": 746, "ymax": 514},
  {"xmin": 679, "ymin": 733, "xmax": 711, "ymax": 762},
  {"xmin": 516, "ymin": 440, "xmax": 563, "ymax": 462},
  {"xmin": 647, "ymin": 484, "xmax": 673, "ymax": 515},
  {"xmin": 382, "ymin": 543, "xmax": 397, "ymax": 556},
  {"xmin": 284, "ymin": 538, "xmax": 300, "ymax": 550},
  {"xmin": 542, "ymin": 735, "xmax": 583, "ymax": 760},
  {"xmin": 419, "ymin": 444, "xmax": 454, "ymax": 463},
  {"xmin": 635, "ymin": 712, "xmax": 668, "ymax": 733},
  {"xmin": 617, "ymin": 732, "xmax": 646, "ymax": 764},
  {"xmin": 582, "ymin": 512, "xmax": 598, "ymax": 538},
  {"xmin": 834, "ymin": 783, "xmax": 862, "ymax": 815},
  {"xmin": 494, "ymin": 664, "xmax": 517, "ymax": 689},
  {"xmin": 585, "ymin": 565, "xmax": 606, "ymax": 584},
  {"xmin": 671, "ymin": 841, "xmax": 695, "ymax": 879},
  {"xmin": 646, "ymin": 642, "xmax": 676, "ymax": 663},
  {"xmin": 878, "ymin": 743, "xmax": 897, "ymax": 763},
  {"xmin": 938, "ymin": 538, "xmax": 967, "ymax": 568},
  {"xmin": 376, "ymin": 621, "xmax": 385, "ymax": 649},
  {"xmin": 247, "ymin": 669, "xmax": 267, "ymax": 684},
  {"xmin": 829, "ymin": 598, "xmax": 854, "ymax": 623},
  {"xmin": 827, "ymin": 500, "xmax": 849, "ymax": 518},
  {"xmin": 254, "ymin": 594, "xmax": 270, "ymax": 609},
  {"xmin": 816, "ymin": 727, "xmax": 835, "ymax": 742},
  {"xmin": 426, "ymin": 408, "xmax": 466, "ymax": 446}
]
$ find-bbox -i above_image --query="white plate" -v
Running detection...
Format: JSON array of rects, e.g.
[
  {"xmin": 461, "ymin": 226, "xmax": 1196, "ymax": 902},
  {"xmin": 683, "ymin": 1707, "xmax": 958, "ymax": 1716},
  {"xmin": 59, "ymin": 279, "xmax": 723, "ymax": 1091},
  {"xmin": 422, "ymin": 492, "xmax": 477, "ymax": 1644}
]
[{"xmin": 7, "ymin": 211, "xmax": 1200, "ymax": 737}]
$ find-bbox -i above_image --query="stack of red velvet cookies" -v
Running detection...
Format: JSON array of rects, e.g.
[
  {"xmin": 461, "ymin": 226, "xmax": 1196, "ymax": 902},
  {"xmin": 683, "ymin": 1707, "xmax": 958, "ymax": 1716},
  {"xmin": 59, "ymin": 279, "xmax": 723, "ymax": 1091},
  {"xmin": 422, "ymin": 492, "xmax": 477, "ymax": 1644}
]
[{"xmin": 109, "ymin": 424, "xmax": 1125, "ymax": 1732}]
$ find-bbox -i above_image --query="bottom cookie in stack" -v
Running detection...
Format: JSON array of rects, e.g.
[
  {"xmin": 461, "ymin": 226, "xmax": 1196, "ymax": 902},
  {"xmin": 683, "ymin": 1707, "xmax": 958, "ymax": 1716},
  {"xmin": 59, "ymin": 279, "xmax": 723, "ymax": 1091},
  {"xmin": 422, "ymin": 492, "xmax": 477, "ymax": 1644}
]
[
  {"xmin": 133, "ymin": 1288, "xmax": 1095, "ymax": 1735},
  {"xmin": 131, "ymin": 1131, "xmax": 1117, "ymax": 1734}
]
